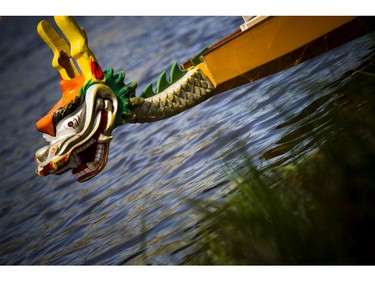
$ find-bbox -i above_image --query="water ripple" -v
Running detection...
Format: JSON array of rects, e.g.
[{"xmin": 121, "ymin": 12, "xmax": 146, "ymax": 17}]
[{"xmin": 0, "ymin": 16, "xmax": 374, "ymax": 264}]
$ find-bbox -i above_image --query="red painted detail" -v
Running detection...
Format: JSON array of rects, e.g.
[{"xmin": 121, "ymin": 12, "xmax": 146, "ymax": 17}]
[
  {"xmin": 39, "ymin": 166, "xmax": 50, "ymax": 176},
  {"xmin": 49, "ymin": 147, "xmax": 57, "ymax": 157},
  {"xmin": 90, "ymin": 59, "xmax": 104, "ymax": 80},
  {"xmin": 58, "ymin": 155, "xmax": 69, "ymax": 165},
  {"xmin": 47, "ymin": 162, "xmax": 54, "ymax": 171},
  {"xmin": 39, "ymin": 170, "xmax": 49, "ymax": 176}
]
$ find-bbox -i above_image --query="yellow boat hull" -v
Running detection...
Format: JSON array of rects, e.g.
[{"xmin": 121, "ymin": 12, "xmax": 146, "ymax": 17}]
[{"xmin": 184, "ymin": 16, "xmax": 374, "ymax": 94}]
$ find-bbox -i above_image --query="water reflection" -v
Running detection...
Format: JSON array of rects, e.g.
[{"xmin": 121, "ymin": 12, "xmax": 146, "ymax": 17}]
[{"xmin": 262, "ymin": 57, "xmax": 374, "ymax": 167}]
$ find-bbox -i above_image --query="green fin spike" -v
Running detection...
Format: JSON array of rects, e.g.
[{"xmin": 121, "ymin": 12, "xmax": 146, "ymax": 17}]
[
  {"xmin": 140, "ymin": 62, "xmax": 188, "ymax": 98},
  {"xmin": 170, "ymin": 62, "xmax": 187, "ymax": 83},
  {"xmin": 141, "ymin": 82, "xmax": 155, "ymax": 98},
  {"xmin": 121, "ymin": 81, "xmax": 137, "ymax": 98},
  {"xmin": 190, "ymin": 47, "xmax": 209, "ymax": 66},
  {"xmin": 156, "ymin": 71, "xmax": 168, "ymax": 93}
]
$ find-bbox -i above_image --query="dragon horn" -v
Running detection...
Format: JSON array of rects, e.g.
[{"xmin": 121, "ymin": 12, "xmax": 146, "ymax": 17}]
[
  {"xmin": 54, "ymin": 16, "xmax": 103, "ymax": 81},
  {"xmin": 37, "ymin": 19, "xmax": 80, "ymax": 80}
]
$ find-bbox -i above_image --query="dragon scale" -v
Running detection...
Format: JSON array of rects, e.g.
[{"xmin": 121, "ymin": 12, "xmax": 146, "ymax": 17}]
[{"xmin": 128, "ymin": 69, "xmax": 215, "ymax": 123}]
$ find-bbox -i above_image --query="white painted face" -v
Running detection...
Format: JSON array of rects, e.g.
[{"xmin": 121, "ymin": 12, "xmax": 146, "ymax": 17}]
[
  {"xmin": 42, "ymin": 106, "xmax": 85, "ymax": 144},
  {"xmin": 35, "ymin": 84, "xmax": 118, "ymax": 182},
  {"xmin": 56, "ymin": 107, "xmax": 84, "ymax": 137}
]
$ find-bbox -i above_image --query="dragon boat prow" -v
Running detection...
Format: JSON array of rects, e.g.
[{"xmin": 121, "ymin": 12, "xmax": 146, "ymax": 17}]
[{"xmin": 34, "ymin": 16, "xmax": 375, "ymax": 182}]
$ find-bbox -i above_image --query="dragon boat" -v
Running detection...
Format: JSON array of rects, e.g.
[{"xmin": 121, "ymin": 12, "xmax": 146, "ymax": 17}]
[{"xmin": 34, "ymin": 16, "xmax": 375, "ymax": 182}]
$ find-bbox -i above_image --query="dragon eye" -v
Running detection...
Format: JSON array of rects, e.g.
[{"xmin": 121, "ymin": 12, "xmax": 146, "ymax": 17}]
[
  {"xmin": 66, "ymin": 117, "xmax": 80, "ymax": 129},
  {"xmin": 55, "ymin": 111, "xmax": 82, "ymax": 138}
]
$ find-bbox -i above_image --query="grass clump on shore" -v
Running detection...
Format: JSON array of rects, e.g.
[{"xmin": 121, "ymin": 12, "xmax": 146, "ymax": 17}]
[{"xmin": 183, "ymin": 59, "xmax": 375, "ymax": 265}]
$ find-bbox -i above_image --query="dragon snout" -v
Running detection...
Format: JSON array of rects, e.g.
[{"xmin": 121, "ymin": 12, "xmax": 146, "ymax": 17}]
[
  {"xmin": 35, "ymin": 145, "xmax": 54, "ymax": 164},
  {"xmin": 34, "ymin": 143, "xmax": 70, "ymax": 176}
]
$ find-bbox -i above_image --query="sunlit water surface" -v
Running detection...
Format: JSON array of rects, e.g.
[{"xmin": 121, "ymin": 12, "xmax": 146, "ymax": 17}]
[{"xmin": 0, "ymin": 16, "xmax": 374, "ymax": 264}]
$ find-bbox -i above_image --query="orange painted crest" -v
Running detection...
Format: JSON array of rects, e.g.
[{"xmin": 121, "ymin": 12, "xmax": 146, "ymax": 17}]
[{"xmin": 36, "ymin": 74, "xmax": 85, "ymax": 136}]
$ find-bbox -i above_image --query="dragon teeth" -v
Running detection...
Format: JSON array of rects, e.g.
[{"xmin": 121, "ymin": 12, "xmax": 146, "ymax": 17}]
[
  {"xmin": 87, "ymin": 162, "xmax": 99, "ymax": 171},
  {"xmin": 75, "ymin": 139, "xmax": 95, "ymax": 153},
  {"xmin": 72, "ymin": 142, "xmax": 106, "ymax": 180},
  {"xmin": 104, "ymin": 100, "xmax": 113, "ymax": 111},
  {"xmin": 94, "ymin": 143, "xmax": 105, "ymax": 162},
  {"xmin": 96, "ymin": 98, "xmax": 104, "ymax": 111}
]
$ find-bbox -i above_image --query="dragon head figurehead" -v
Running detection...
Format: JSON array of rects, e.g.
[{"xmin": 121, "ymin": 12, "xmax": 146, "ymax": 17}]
[
  {"xmin": 35, "ymin": 16, "xmax": 216, "ymax": 182},
  {"xmin": 34, "ymin": 16, "xmax": 137, "ymax": 182}
]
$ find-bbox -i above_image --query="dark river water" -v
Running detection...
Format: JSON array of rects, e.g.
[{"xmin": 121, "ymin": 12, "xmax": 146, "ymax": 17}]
[{"xmin": 0, "ymin": 16, "xmax": 374, "ymax": 265}]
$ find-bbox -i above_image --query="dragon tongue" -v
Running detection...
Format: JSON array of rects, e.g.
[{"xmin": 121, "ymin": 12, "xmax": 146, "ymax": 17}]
[{"xmin": 72, "ymin": 151, "xmax": 83, "ymax": 166}]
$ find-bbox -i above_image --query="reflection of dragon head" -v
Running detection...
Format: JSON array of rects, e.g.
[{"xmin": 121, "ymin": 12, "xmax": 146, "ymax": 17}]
[{"xmin": 34, "ymin": 17, "xmax": 137, "ymax": 182}]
